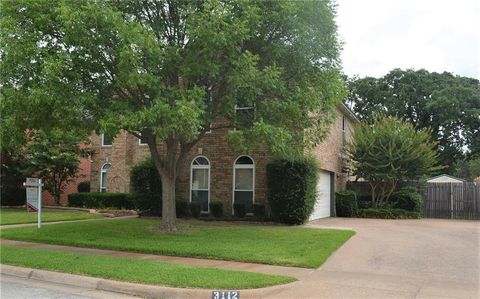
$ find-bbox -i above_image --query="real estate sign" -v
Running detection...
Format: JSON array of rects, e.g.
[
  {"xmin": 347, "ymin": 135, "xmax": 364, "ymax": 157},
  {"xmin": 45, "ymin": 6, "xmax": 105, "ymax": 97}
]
[{"xmin": 24, "ymin": 177, "xmax": 43, "ymax": 228}]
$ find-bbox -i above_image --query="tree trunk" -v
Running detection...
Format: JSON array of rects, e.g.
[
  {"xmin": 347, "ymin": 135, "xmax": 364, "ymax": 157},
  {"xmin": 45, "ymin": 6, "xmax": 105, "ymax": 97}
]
[{"xmin": 160, "ymin": 174, "xmax": 177, "ymax": 232}]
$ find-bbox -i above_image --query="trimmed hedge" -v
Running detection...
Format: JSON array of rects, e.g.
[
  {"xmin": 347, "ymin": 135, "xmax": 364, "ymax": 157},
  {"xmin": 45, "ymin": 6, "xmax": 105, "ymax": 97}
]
[
  {"xmin": 358, "ymin": 208, "xmax": 421, "ymax": 219},
  {"xmin": 233, "ymin": 203, "xmax": 247, "ymax": 218},
  {"xmin": 209, "ymin": 202, "xmax": 223, "ymax": 218},
  {"xmin": 176, "ymin": 201, "xmax": 188, "ymax": 218},
  {"xmin": 130, "ymin": 159, "xmax": 162, "ymax": 216},
  {"xmin": 189, "ymin": 202, "xmax": 201, "ymax": 218},
  {"xmin": 77, "ymin": 181, "xmax": 90, "ymax": 193},
  {"xmin": 253, "ymin": 204, "xmax": 266, "ymax": 218},
  {"xmin": 390, "ymin": 188, "xmax": 423, "ymax": 212},
  {"xmin": 267, "ymin": 158, "xmax": 318, "ymax": 224},
  {"xmin": 68, "ymin": 192, "xmax": 134, "ymax": 209},
  {"xmin": 335, "ymin": 191, "xmax": 358, "ymax": 217}
]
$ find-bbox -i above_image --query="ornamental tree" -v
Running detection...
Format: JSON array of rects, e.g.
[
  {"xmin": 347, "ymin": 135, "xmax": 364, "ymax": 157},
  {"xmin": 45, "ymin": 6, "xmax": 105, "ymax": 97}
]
[
  {"xmin": 346, "ymin": 117, "xmax": 441, "ymax": 207},
  {"xmin": 1, "ymin": 0, "xmax": 345, "ymax": 231}
]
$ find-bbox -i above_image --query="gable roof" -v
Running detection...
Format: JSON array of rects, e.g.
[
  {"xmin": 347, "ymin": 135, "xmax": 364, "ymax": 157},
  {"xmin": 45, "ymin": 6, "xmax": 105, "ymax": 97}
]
[
  {"xmin": 338, "ymin": 103, "xmax": 360, "ymax": 124},
  {"xmin": 427, "ymin": 174, "xmax": 466, "ymax": 183}
]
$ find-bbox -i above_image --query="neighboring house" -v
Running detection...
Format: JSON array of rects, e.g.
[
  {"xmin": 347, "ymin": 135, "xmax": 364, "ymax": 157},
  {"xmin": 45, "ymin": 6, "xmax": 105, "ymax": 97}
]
[
  {"xmin": 427, "ymin": 174, "xmax": 466, "ymax": 184},
  {"xmin": 89, "ymin": 104, "xmax": 359, "ymax": 219}
]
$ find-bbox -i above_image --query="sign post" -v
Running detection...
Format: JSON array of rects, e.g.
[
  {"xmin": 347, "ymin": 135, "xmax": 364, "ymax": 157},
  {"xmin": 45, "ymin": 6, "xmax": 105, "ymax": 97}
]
[{"xmin": 24, "ymin": 178, "xmax": 43, "ymax": 228}]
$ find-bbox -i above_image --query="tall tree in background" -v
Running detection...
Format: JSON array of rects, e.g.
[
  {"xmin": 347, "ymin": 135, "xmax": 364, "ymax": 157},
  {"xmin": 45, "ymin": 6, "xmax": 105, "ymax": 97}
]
[
  {"xmin": 1, "ymin": 0, "xmax": 345, "ymax": 231},
  {"xmin": 346, "ymin": 69, "xmax": 480, "ymax": 172}
]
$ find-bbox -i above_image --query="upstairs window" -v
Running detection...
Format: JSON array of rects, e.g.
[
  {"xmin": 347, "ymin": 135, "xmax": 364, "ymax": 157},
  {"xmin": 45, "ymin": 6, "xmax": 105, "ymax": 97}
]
[
  {"xmin": 101, "ymin": 134, "xmax": 113, "ymax": 146},
  {"xmin": 138, "ymin": 129, "xmax": 148, "ymax": 145},
  {"xmin": 235, "ymin": 99, "xmax": 255, "ymax": 130}
]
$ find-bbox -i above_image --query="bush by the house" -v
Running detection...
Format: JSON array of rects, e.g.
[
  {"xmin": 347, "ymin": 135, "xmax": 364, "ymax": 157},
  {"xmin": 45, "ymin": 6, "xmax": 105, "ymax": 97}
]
[
  {"xmin": 130, "ymin": 159, "xmax": 162, "ymax": 216},
  {"xmin": 358, "ymin": 208, "xmax": 420, "ymax": 219},
  {"xmin": 77, "ymin": 181, "xmax": 90, "ymax": 193},
  {"xmin": 390, "ymin": 188, "xmax": 423, "ymax": 212},
  {"xmin": 234, "ymin": 203, "xmax": 247, "ymax": 218},
  {"xmin": 176, "ymin": 201, "xmax": 188, "ymax": 218},
  {"xmin": 356, "ymin": 194, "xmax": 373, "ymax": 209},
  {"xmin": 267, "ymin": 158, "xmax": 318, "ymax": 224},
  {"xmin": 253, "ymin": 204, "xmax": 266, "ymax": 218},
  {"xmin": 335, "ymin": 190, "xmax": 358, "ymax": 217},
  {"xmin": 209, "ymin": 202, "xmax": 223, "ymax": 218},
  {"xmin": 68, "ymin": 192, "xmax": 134, "ymax": 209},
  {"xmin": 189, "ymin": 202, "xmax": 201, "ymax": 218}
]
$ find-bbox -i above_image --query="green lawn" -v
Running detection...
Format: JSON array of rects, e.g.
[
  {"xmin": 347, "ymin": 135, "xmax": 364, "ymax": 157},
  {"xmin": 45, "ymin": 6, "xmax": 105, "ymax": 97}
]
[
  {"xmin": 0, "ymin": 245, "xmax": 294, "ymax": 289},
  {"xmin": 0, "ymin": 208, "xmax": 101, "ymax": 225},
  {"xmin": 0, "ymin": 219, "xmax": 354, "ymax": 268}
]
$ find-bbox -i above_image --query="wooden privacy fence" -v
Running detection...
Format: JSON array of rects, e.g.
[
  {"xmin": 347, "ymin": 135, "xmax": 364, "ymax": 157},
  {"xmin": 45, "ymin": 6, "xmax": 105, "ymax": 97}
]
[{"xmin": 423, "ymin": 183, "xmax": 480, "ymax": 220}]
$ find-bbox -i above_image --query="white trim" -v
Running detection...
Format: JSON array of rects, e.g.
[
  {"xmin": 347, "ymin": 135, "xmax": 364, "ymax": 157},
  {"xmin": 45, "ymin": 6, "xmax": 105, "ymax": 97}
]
[
  {"xmin": 99, "ymin": 163, "xmax": 111, "ymax": 192},
  {"xmin": 232, "ymin": 155, "xmax": 255, "ymax": 215},
  {"xmin": 189, "ymin": 155, "xmax": 211, "ymax": 213},
  {"xmin": 101, "ymin": 134, "xmax": 112, "ymax": 147},
  {"xmin": 138, "ymin": 132, "xmax": 148, "ymax": 146}
]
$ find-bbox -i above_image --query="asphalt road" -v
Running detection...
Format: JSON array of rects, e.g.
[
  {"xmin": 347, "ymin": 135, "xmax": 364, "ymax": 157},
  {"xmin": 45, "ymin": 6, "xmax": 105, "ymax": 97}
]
[{"xmin": 0, "ymin": 274, "xmax": 137, "ymax": 299}]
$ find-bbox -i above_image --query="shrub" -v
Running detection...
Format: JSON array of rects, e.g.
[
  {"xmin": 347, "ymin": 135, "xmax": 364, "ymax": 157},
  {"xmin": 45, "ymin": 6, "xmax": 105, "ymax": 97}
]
[
  {"xmin": 267, "ymin": 157, "xmax": 318, "ymax": 224},
  {"xmin": 253, "ymin": 204, "xmax": 265, "ymax": 218},
  {"xmin": 335, "ymin": 191, "xmax": 358, "ymax": 217},
  {"xmin": 176, "ymin": 201, "xmax": 188, "ymax": 218},
  {"xmin": 77, "ymin": 181, "xmax": 90, "ymax": 193},
  {"xmin": 356, "ymin": 194, "xmax": 373, "ymax": 209},
  {"xmin": 209, "ymin": 202, "xmax": 223, "ymax": 218},
  {"xmin": 68, "ymin": 192, "xmax": 134, "ymax": 209},
  {"xmin": 358, "ymin": 208, "xmax": 421, "ymax": 219},
  {"xmin": 130, "ymin": 159, "xmax": 162, "ymax": 216},
  {"xmin": 189, "ymin": 202, "xmax": 201, "ymax": 218},
  {"xmin": 234, "ymin": 203, "xmax": 247, "ymax": 218},
  {"xmin": 390, "ymin": 188, "xmax": 423, "ymax": 212}
]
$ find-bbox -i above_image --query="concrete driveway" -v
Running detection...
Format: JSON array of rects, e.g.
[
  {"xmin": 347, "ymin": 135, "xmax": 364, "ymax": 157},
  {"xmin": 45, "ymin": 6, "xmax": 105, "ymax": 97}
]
[{"xmin": 256, "ymin": 218, "xmax": 479, "ymax": 299}]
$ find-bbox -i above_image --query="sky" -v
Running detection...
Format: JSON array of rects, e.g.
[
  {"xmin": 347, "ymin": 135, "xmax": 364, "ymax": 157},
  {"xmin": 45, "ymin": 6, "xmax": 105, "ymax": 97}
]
[{"xmin": 335, "ymin": 0, "xmax": 479, "ymax": 79}]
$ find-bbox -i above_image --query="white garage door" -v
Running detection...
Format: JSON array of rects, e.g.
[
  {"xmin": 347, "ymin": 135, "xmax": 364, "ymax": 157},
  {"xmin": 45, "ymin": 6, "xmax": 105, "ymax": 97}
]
[{"xmin": 310, "ymin": 170, "xmax": 332, "ymax": 220}]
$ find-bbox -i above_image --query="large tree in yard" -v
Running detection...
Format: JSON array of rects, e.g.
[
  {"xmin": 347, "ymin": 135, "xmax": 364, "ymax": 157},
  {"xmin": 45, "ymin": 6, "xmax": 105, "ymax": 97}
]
[
  {"xmin": 346, "ymin": 69, "xmax": 480, "ymax": 172},
  {"xmin": 0, "ymin": 0, "xmax": 345, "ymax": 231}
]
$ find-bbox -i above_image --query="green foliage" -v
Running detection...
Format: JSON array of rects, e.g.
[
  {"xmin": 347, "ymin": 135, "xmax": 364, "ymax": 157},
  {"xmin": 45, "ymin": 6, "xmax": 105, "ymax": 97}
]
[
  {"xmin": 347, "ymin": 69, "xmax": 480, "ymax": 171},
  {"xmin": 390, "ymin": 188, "xmax": 423, "ymax": 212},
  {"xmin": 234, "ymin": 203, "xmax": 247, "ymax": 218},
  {"xmin": 347, "ymin": 117, "xmax": 441, "ymax": 207},
  {"xmin": 189, "ymin": 202, "xmax": 201, "ymax": 218},
  {"xmin": 130, "ymin": 159, "xmax": 162, "ymax": 216},
  {"xmin": 0, "ymin": 151, "xmax": 26, "ymax": 206},
  {"xmin": 68, "ymin": 193, "xmax": 134, "ymax": 209},
  {"xmin": 77, "ymin": 181, "xmax": 90, "ymax": 193},
  {"xmin": 15, "ymin": 129, "xmax": 91, "ymax": 205},
  {"xmin": 209, "ymin": 202, "xmax": 223, "ymax": 218},
  {"xmin": 175, "ymin": 201, "xmax": 188, "ymax": 218},
  {"xmin": 1, "ymin": 0, "xmax": 344, "ymax": 230},
  {"xmin": 335, "ymin": 191, "xmax": 358, "ymax": 217},
  {"xmin": 267, "ymin": 158, "xmax": 319, "ymax": 224},
  {"xmin": 358, "ymin": 208, "xmax": 421, "ymax": 219},
  {"xmin": 253, "ymin": 204, "xmax": 266, "ymax": 218}
]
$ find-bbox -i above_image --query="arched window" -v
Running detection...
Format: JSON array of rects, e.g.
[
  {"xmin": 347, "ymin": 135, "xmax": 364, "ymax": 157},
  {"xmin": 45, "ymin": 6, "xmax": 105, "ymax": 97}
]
[
  {"xmin": 233, "ymin": 156, "xmax": 254, "ymax": 214},
  {"xmin": 100, "ymin": 163, "xmax": 111, "ymax": 192},
  {"xmin": 190, "ymin": 156, "xmax": 210, "ymax": 213}
]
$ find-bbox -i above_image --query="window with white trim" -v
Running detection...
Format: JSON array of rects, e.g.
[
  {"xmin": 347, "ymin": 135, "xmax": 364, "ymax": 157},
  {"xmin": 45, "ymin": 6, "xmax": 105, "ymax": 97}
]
[
  {"xmin": 233, "ymin": 156, "xmax": 254, "ymax": 214},
  {"xmin": 138, "ymin": 129, "xmax": 148, "ymax": 145},
  {"xmin": 100, "ymin": 163, "xmax": 111, "ymax": 192},
  {"xmin": 234, "ymin": 100, "xmax": 255, "ymax": 130},
  {"xmin": 101, "ymin": 134, "xmax": 113, "ymax": 146},
  {"xmin": 190, "ymin": 156, "xmax": 210, "ymax": 213}
]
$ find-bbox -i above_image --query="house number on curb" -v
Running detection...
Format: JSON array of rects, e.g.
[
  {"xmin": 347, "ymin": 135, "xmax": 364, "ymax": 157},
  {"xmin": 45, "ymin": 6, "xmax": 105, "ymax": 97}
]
[{"xmin": 212, "ymin": 291, "xmax": 239, "ymax": 299}]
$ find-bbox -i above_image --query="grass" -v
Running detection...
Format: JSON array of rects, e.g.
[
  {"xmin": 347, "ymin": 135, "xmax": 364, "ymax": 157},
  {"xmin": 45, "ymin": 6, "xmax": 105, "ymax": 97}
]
[
  {"xmin": 0, "ymin": 208, "xmax": 101, "ymax": 225},
  {"xmin": 0, "ymin": 245, "xmax": 294, "ymax": 289},
  {"xmin": 0, "ymin": 218, "xmax": 354, "ymax": 268},
  {"xmin": 0, "ymin": 208, "xmax": 102, "ymax": 225}
]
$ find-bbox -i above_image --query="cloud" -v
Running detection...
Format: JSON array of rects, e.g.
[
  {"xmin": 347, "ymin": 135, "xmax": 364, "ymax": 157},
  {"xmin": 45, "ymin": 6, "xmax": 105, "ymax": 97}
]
[{"xmin": 336, "ymin": 0, "xmax": 479, "ymax": 79}]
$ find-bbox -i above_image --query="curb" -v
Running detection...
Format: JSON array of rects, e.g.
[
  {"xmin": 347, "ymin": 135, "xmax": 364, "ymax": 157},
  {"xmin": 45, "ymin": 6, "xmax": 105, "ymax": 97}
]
[{"xmin": 1, "ymin": 264, "xmax": 213, "ymax": 299}]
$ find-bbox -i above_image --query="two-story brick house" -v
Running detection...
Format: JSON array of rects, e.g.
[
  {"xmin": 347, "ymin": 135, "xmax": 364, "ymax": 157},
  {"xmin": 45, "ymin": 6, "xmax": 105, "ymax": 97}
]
[{"xmin": 89, "ymin": 103, "xmax": 358, "ymax": 219}]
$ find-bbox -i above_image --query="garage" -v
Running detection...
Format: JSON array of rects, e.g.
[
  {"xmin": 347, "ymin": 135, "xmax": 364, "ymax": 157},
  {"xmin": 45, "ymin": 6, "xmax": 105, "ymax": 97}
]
[{"xmin": 310, "ymin": 170, "xmax": 333, "ymax": 220}]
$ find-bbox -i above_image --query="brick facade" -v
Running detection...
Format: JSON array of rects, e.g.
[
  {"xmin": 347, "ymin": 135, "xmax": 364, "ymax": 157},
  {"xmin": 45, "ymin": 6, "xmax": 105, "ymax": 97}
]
[{"xmin": 89, "ymin": 105, "xmax": 358, "ymax": 214}]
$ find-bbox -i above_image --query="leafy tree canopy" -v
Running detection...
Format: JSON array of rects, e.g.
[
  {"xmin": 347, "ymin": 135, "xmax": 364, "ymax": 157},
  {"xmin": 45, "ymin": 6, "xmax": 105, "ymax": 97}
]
[
  {"xmin": 1, "ymin": 0, "xmax": 344, "ymax": 230},
  {"xmin": 346, "ymin": 116, "xmax": 441, "ymax": 207},
  {"xmin": 346, "ymin": 69, "xmax": 480, "ymax": 172}
]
